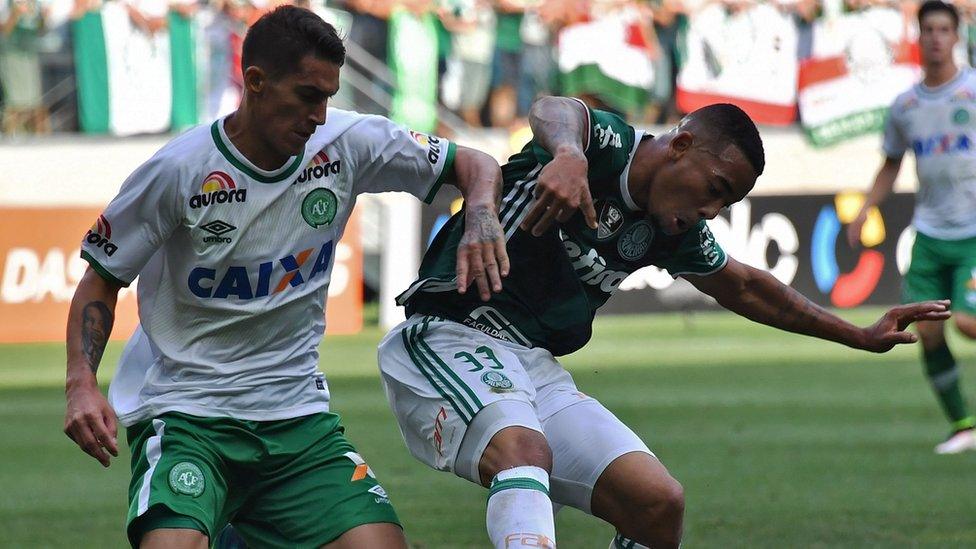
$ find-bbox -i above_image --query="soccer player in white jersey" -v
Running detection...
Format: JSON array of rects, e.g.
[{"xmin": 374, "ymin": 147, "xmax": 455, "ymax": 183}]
[
  {"xmin": 378, "ymin": 93, "xmax": 953, "ymax": 549},
  {"xmin": 62, "ymin": 6, "xmax": 512, "ymax": 548},
  {"xmin": 849, "ymin": 0, "xmax": 976, "ymax": 454}
]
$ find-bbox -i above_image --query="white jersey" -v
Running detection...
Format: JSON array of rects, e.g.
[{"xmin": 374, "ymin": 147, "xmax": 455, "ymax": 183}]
[
  {"xmin": 81, "ymin": 109, "xmax": 456, "ymax": 426},
  {"xmin": 884, "ymin": 68, "xmax": 976, "ymax": 240}
]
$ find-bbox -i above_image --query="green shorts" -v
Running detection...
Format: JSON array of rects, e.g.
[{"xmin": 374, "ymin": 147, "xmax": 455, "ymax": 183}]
[
  {"xmin": 904, "ymin": 231, "xmax": 976, "ymax": 316},
  {"xmin": 125, "ymin": 412, "xmax": 400, "ymax": 548}
]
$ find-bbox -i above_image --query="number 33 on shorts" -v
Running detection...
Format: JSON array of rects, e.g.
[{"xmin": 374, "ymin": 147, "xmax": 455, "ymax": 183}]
[{"xmin": 377, "ymin": 316, "xmax": 537, "ymax": 471}]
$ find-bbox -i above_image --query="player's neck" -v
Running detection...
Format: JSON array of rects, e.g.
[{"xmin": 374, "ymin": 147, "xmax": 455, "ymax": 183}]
[
  {"xmin": 626, "ymin": 139, "xmax": 664, "ymax": 212},
  {"xmin": 223, "ymin": 111, "xmax": 292, "ymax": 171},
  {"xmin": 923, "ymin": 61, "xmax": 960, "ymax": 89}
]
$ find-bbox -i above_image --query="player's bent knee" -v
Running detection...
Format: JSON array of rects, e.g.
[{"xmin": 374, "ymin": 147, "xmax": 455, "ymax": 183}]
[
  {"xmin": 322, "ymin": 522, "xmax": 406, "ymax": 549},
  {"xmin": 140, "ymin": 528, "xmax": 209, "ymax": 549},
  {"xmin": 617, "ymin": 476, "xmax": 684, "ymax": 548},
  {"xmin": 954, "ymin": 314, "xmax": 976, "ymax": 340},
  {"xmin": 592, "ymin": 452, "xmax": 684, "ymax": 548},
  {"xmin": 479, "ymin": 426, "xmax": 552, "ymax": 487}
]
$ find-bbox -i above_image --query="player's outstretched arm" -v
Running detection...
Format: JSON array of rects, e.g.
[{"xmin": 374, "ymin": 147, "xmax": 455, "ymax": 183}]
[
  {"xmin": 847, "ymin": 156, "xmax": 901, "ymax": 249},
  {"xmin": 520, "ymin": 96, "xmax": 598, "ymax": 236},
  {"xmin": 64, "ymin": 267, "xmax": 122, "ymax": 467},
  {"xmin": 686, "ymin": 257, "xmax": 951, "ymax": 353},
  {"xmin": 451, "ymin": 145, "xmax": 510, "ymax": 302}
]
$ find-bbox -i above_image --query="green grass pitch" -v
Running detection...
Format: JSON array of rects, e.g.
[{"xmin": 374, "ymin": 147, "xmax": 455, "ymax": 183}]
[{"xmin": 1, "ymin": 309, "xmax": 974, "ymax": 548}]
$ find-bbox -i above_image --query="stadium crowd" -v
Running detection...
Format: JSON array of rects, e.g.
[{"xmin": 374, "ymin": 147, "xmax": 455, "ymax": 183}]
[{"xmin": 1, "ymin": 0, "xmax": 974, "ymax": 135}]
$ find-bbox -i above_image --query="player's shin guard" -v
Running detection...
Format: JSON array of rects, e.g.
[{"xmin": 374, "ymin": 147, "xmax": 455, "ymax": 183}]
[
  {"xmin": 610, "ymin": 533, "xmax": 651, "ymax": 549},
  {"xmin": 923, "ymin": 343, "xmax": 976, "ymax": 430},
  {"xmin": 486, "ymin": 465, "xmax": 555, "ymax": 549}
]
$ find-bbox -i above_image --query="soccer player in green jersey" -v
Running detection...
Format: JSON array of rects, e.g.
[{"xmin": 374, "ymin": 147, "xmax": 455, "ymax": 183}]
[
  {"xmin": 849, "ymin": 0, "xmax": 976, "ymax": 454},
  {"xmin": 63, "ymin": 6, "xmax": 512, "ymax": 548},
  {"xmin": 378, "ymin": 96, "xmax": 951, "ymax": 549}
]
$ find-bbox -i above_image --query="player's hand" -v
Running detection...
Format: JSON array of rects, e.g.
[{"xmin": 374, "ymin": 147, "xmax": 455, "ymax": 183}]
[
  {"xmin": 457, "ymin": 205, "xmax": 510, "ymax": 302},
  {"xmin": 64, "ymin": 381, "xmax": 118, "ymax": 467},
  {"xmin": 846, "ymin": 212, "xmax": 867, "ymax": 249},
  {"xmin": 520, "ymin": 146, "xmax": 596, "ymax": 236},
  {"xmin": 858, "ymin": 300, "xmax": 951, "ymax": 353}
]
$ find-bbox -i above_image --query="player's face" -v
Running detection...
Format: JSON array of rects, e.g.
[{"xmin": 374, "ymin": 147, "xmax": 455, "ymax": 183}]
[
  {"xmin": 646, "ymin": 133, "xmax": 756, "ymax": 235},
  {"xmin": 919, "ymin": 12, "xmax": 958, "ymax": 66},
  {"xmin": 254, "ymin": 55, "xmax": 340, "ymax": 157}
]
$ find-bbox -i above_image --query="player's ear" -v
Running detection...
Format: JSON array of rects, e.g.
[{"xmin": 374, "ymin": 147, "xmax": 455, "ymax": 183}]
[
  {"xmin": 243, "ymin": 65, "xmax": 268, "ymax": 95},
  {"xmin": 668, "ymin": 131, "xmax": 694, "ymax": 160}
]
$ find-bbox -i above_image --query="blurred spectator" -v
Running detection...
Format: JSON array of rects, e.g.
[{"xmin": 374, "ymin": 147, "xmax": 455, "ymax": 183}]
[
  {"xmin": 439, "ymin": 0, "xmax": 495, "ymax": 125},
  {"xmin": 1, "ymin": 0, "xmax": 50, "ymax": 133},
  {"xmin": 780, "ymin": 0, "xmax": 820, "ymax": 60},
  {"xmin": 123, "ymin": 0, "xmax": 168, "ymax": 34},
  {"xmin": 388, "ymin": 0, "xmax": 438, "ymax": 131},
  {"xmin": 489, "ymin": 0, "xmax": 522, "ymax": 127},
  {"xmin": 169, "ymin": 0, "xmax": 198, "ymax": 129},
  {"xmin": 516, "ymin": 1, "xmax": 554, "ymax": 125},
  {"xmin": 557, "ymin": 0, "xmax": 657, "ymax": 117},
  {"xmin": 195, "ymin": 0, "xmax": 244, "ymax": 122},
  {"xmin": 340, "ymin": 0, "xmax": 391, "ymax": 113},
  {"xmin": 647, "ymin": 0, "xmax": 683, "ymax": 123},
  {"xmin": 37, "ymin": 0, "xmax": 77, "ymax": 131}
]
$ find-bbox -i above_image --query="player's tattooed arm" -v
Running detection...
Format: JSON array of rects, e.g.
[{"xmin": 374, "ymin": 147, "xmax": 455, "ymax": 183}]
[
  {"xmin": 523, "ymin": 96, "xmax": 597, "ymax": 234},
  {"xmin": 686, "ymin": 257, "xmax": 951, "ymax": 353},
  {"xmin": 529, "ymin": 96, "xmax": 587, "ymax": 158},
  {"xmin": 452, "ymin": 146, "xmax": 509, "ymax": 301},
  {"xmin": 64, "ymin": 267, "xmax": 122, "ymax": 467},
  {"xmin": 81, "ymin": 301, "xmax": 114, "ymax": 374}
]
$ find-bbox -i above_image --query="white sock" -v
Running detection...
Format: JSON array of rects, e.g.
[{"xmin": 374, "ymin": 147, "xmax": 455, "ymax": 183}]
[
  {"xmin": 486, "ymin": 465, "xmax": 556, "ymax": 549},
  {"xmin": 610, "ymin": 533, "xmax": 651, "ymax": 549}
]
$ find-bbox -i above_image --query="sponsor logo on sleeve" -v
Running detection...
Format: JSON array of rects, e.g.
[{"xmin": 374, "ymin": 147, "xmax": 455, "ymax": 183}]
[
  {"xmin": 594, "ymin": 123, "xmax": 623, "ymax": 149},
  {"xmin": 85, "ymin": 214, "xmax": 118, "ymax": 256},
  {"xmin": 699, "ymin": 225, "xmax": 722, "ymax": 266},
  {"xmin": 190, "ymin": 171, "xmax": 246, "ymax": 209},
  {"xmin": 296, "ymin": 151, "xmax": 341, "ymax": 184},
  {"xmin": 409, "ymin": 130, "xmax": 444, "ymax": 164}
]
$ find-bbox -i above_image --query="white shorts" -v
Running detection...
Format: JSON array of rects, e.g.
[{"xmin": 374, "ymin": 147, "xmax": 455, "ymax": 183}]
[{"xmin": 377, "ymin": 315, "xmax": 653, "ymax": 513}]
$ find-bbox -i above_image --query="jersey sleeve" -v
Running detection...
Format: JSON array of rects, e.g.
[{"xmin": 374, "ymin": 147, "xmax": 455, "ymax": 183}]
[
  {"xmin": 655, "ymin": 220, "xmax": 728, "ymax": 277},
  {"xmin": 529, "ymin": 98, "xmax": 637, "ymax": 181},
  {"xmin": 881, "ymin": 103, "xmax": 908, "ymax": 159},
  {"xmin": 350, "ymin": 116, "xmax": 457, "ymax": 203},
  {"xmin": 80, "ymin": 156, "xmax": 183, "ymax": 286}
]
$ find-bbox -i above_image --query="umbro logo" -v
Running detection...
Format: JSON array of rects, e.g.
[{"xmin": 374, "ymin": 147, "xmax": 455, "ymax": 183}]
[{"xmin": 201, "ymin": 220, "xmax": 236, "ymax": 243}]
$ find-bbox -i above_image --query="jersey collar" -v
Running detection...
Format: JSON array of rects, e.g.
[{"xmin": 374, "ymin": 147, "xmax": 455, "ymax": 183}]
[
  {"xmin": 916, "ymin": 68, "xmax": 967, "ymax": 98},
  {"xmin": 211, "ymin": 118, "xmax": 306, "ymax": 183},
  {"xmin": 618, "ymin": 130, "xmax": 644, "ymax": 212}
]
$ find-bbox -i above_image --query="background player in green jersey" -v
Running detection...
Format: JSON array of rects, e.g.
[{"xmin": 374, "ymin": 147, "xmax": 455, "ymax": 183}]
[
  {"xmin": 379, "ymin": 96, "xmax": 951, "ymax": 549},
  {"xmin": 63, "ymin": 6, "xmax": 513, "ymax": 548},
  {"xmin": 849, "ymin": 0, "xmax": 976, "ymax": 454}
]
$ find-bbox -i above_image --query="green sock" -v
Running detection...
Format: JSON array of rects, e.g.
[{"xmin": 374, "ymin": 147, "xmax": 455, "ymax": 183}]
[{"xmin": 923, "ymin": 343, "xmax": 975, "ymax": 430}]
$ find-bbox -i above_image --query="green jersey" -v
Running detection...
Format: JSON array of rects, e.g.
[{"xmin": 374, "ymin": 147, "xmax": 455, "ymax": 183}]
[{"xmin": 398, "ymin": 104, "xmax": 727, "ymax": 356}]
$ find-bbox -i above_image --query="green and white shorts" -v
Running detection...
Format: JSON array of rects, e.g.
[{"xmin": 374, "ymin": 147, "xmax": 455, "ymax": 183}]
[
  {"xmin": 377, "ymin": 315, "xmax": 652, "ymax": 513},
  {"xmin": 125, "ymin": 411, "xmax": 399, "ymax": 548},
  {"xmin": 904, "ymin": 231, "xmax": 976, "ymax": 315}
]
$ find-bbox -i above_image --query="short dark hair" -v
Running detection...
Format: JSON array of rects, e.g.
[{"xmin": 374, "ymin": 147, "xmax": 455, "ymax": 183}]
[
  {"xmin": 689, "ymin": 103, "xmax": 765, "ymax": 176},
  {"xmin": 242, "ymin": 6, "xmax": 346, "ymax": 79},
  {"xmin": 918, "ymin": 0, "xmax": 959, "ymax": 29}
]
